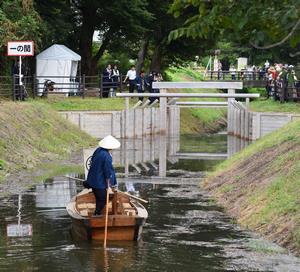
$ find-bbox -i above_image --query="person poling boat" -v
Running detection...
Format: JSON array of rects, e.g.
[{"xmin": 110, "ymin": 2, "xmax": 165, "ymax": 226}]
[
  {"xmin": 85, "ymin": 135, "xmax": 120, "ymax": 216},
  {"xmin": 66, "ymin": 135, "xmax": 148, "ymax": 241}
]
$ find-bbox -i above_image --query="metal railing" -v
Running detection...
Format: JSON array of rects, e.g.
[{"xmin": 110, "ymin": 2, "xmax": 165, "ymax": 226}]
[
  {"xmin": 34, "ymin": 75, "xmax": 84, "ymax": 97},
  {"xmin": 204, "ymin": 71, "xmax": 267, "ymax": 81},
  {"xmin": 0, "ymin": 76, "xmax": 13, "ymax": 99}
]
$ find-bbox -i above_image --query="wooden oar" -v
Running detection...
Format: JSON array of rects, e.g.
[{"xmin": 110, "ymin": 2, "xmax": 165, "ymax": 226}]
[
  {"xmin": 103, "ymin": 182, "xmax": 110, "ymax": 249},
  {"xmin": 65, "ymin": 175, "xmax": 149, "ymax": 204},
  {"xmin": 65, "ymin": 175, "xmax": 85, "ymax": 182},
  {"xmin": 116, "ymin": 190, "xmax": 149, "ymax": 204}
]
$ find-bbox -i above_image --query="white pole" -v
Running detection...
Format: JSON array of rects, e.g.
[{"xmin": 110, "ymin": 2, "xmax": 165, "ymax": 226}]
[
  {"xmin": 19, "ymin": 56, "xmax": 22, "ymax": 86},
  {"xmin": 204, "ymin": 56, "xmax": 211, "ymax": 77}
]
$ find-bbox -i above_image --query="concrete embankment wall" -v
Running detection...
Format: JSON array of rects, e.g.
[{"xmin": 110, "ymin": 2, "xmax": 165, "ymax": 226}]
[
  {"xmin": 251, "ymin": 112, "xmax": 300, "ymax": 139},
  {"xmin": 60, "ymin": 106, "xmax": 180, "ymax": 139},
  {"xmin": 228, "ymin": 100, "xmax": 300, "ymax": 140}
]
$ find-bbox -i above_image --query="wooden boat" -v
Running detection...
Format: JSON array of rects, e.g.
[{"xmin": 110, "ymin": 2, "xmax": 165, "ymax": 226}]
[{"xmin": 66, "ymin": 189, "xmax": 148, "ymax": 241}]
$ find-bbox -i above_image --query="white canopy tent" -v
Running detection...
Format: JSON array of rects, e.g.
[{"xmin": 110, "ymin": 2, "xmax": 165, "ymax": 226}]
[{"xmin": 36, "ymin": 44, "xmax": 81, "ymax": 95}]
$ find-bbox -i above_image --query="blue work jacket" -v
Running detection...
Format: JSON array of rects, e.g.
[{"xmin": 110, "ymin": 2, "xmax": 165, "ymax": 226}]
[
  {"xmin": 135, "ymin": 76, "xmax": 149, "ymax": 91},
  {"xmin": 86, "ymin": 148, "xmax": 117, "ymax": 189}
]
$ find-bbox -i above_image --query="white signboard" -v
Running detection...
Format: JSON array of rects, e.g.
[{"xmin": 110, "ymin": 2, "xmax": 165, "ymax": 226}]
[
  {"xmin": 7, "ymin": 224, "xmax": 33, "ymax": 237},
  {"xmin": 237, "ymin": 57, "xmax": 248, "ymax": 71},
  {"xmin": 7, "ymin": 41, "xmax": 34, "ymax": 56}
]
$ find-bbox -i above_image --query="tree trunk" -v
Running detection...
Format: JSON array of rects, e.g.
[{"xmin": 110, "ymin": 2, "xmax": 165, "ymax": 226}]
[
  {"xmin": 150, "ymin": 44, "xmax": 162, "ymax": 72},
  {"xmin": 90, "ymin": 29, "xmax": 114, "ymax": 74},
  {"xmin": 136, "ymin": 37, "xmax": 149, "ymax": 74},
  {"xmin": 79, "ymin": 6, "xmax": 96, "ymax": 76}
]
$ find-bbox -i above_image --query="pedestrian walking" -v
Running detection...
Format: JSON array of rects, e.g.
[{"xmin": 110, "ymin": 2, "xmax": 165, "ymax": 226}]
[
  {"xmin": 135, "ymin": 70, "xmax": 148, "ymax": 101},
  {"xmin": 123, "ymin": 65, "xmax": 136, "ymax": 93}
]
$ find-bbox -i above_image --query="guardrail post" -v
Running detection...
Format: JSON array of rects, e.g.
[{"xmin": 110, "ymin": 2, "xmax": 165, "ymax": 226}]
[
  {"xmin": 125, "ymin": 97, "xmax": 129, "ymax": 138},
  {"xmin": 32, "ymin": 74, "xmax": 36, "ymax": 99},
  {"xmin": 159, "ymin": 89, "xmax": 167, "ymax": 134},
  {"xmin": 158, "ymin": 89, "xmax": 167, "ymax": 177},
  {"xmin": 82, "ymin": 74, "xmax": 86, "ymax": 99},
  {"xmin": 12, "ymin": 75, "xmax": 16, "ymax": 101},
  {"xmin": 227, "ymin": 89, "xmax": 235, "ymax": 134},
  {"xmin": 159, "ymin": 134, "xmax": 167, "ymax": 177},
  {"xmin": 100, "ymin": 74, "xmax": 103, "ymax": 98},
  {"xmin": 120, "ymin": 74, "xmax": 123, "ymax": 92}
]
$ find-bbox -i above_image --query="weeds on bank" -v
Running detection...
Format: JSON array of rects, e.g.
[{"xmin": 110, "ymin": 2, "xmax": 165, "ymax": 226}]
[
  {"xmin": 0, "ymin": 102, "xmax": 95, "ymax": 182},
  {"xmin": 205, "ymin": 120, "xmax": 300, "ymax": 253},
  {"xmin": 32, "ymin": 163, "xmax": 84, "ymax": 182},
  {"xmin": 250, "ymin": 99, "xmax": 300, "ymax": 114},
  {"xmin": 28, "ymin": 97, "xmax": 130, "ymax": 111}
]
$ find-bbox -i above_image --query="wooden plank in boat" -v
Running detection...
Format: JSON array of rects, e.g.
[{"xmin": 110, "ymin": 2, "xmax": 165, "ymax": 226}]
[
  {"xmin": 89, "ymin": 215, "xmax": 136, "ymax": 228},
  {"xmin": 92, "ymin": 226, "xmax": 135, "ymax": 241}
]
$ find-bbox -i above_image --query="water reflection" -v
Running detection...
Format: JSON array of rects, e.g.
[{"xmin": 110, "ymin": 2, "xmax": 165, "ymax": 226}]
[
  {"xmin": 1, "ymin": 133, "xmax": 296, "ymax": 271},
  {"xmin": 36, "ymin": 178, "xmax": 77, "ymax": 209},
  {"xmin": 84, "ymin": 133, "xmax": 250, "ymax": 177},
  {"xmin": 0, "ymin": 179, "xmax": 299, "ymax": 270},
  {"xmin": 6, "ymin": 194, "xmax": 33, "ymax": 238}
]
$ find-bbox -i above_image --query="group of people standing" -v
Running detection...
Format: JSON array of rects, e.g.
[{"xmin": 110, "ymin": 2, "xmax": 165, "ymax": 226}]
[
  {"xmin": 102, "ymin": 64, "xmax": 121, "ymax": 97},
  {"xmin": 264, "ymin": 62, "xmax": 299, "ymax": 100},
  {"xmin": 102, "ymin": 64, "xmax": 163, "ymax": 102}
]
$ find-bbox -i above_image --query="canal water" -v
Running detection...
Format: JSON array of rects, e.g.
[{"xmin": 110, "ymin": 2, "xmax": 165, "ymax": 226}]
[{"xmin": 0, "ymin": 134, "xmax": 299, "ymax": 272}]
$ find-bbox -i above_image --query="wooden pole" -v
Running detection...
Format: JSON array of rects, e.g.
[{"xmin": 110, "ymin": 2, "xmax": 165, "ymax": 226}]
[
  {"xmin": 103, "ymin": 184, "xmax": 110, "ymax": 248},
  {"xmin": 117, "ymin": 190, "xmax": 148, "ymax": 203}
]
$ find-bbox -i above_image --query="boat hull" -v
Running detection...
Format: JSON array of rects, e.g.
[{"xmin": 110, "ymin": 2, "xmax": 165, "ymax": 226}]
[
  {"xmin": 67, "ymin": 189, "xmax": 148, "ymax": 241},
  {"xmin": 71, "ymin": 217, "xmax": 145, "ymax": 241}
]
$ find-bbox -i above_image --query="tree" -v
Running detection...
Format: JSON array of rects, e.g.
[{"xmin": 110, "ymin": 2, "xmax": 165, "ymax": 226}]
[
  {"xmin": 35, "ymin": 0, "xmax": 74, "ymax": 48},
  {"xmin": 135, "ymin": 0, "xmax": 215, "ymax": 72},
  {"xmin": 169, "ymin": 0, "xmax": 300, "ymax": 63},
  {"xmin": 71, "ymin": 0, "xmax": 153, "ymax": 75},
  {"xmin": 0, "ymin": 0, "xmax": 42, "ymax": 75}
]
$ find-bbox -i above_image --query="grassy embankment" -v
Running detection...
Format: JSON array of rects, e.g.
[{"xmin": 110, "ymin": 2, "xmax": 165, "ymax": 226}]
[
  {"xmin": 30, "ymin": 96, "xmax": 129, "ymax": 111},
  {"xmin": 244, "ymin": 87, "xmax": 300, "ymax": 113},
  {"xmin": 203, "ymin": 120, "xmax": 300, "ymax": 255},
  {"xmin": 0, "ymin": 101, "xmax": 95, "ymax": 183},
  {"xmin": 165, "ymin": 67, "xmax": 227, "ymax": 134},
  {"xmin": 29, "ymin": 67, "xmax": 227, "ymax": 134}
]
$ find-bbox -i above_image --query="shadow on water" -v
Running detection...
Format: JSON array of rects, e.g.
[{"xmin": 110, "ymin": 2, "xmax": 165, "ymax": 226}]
[{"xmin": 0, "ymin": 134, "xmax": 299, "ymax": 271}]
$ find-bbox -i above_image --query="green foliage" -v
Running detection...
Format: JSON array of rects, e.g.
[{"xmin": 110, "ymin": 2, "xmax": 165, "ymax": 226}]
[
  {"xmin": 0, "ymin": 160, "xmax": 4, "ymax": 170},
  {"xmin": 165, "ymin": 66, "xmax": 204, "ymax": 81},
  {"xmin": 0, "ymin": 0, "xmax": 42, "ymax": 47},
  {"xmin": 0, "ymin": 0, "xmax": 42, "ymax": 75},
  {"xmin": 250, "ymin": 99, "xmax": 300, "ymax": 113},
  {"xmin": 169, "ymin": 0, "xmax": 300, "ymax": 63},
  {"xmin": 246, "ymin": 88, "xmax": 267, "ymax": 98},
  {"xmin": 96, "ymin": 50, "xmax": 134, "ymax": 74},
  {"xmin": 31, "ymin": 97, "xmax": 131, "ymax": 111},
  {"xmin": 32, "ymin": 163, "xmax": 84, "ymax": 182},
  {"xmin": 246, "ymin": 239, "xmax": 286, "ymax": 254},
  {"xmin": 35, "ymin": 0, "xmax": 74, "ymax": 48}
]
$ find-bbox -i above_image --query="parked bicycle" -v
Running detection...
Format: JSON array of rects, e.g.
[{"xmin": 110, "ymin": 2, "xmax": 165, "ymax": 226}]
[{"xmin": 42, "ymin": 79, "xmax": 55, "ymax": 97}]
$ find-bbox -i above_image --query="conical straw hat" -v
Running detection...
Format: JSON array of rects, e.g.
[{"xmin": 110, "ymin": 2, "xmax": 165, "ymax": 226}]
[{"xmin": 99, "ymin": 135, "xmax": 121, "ymax": 149}]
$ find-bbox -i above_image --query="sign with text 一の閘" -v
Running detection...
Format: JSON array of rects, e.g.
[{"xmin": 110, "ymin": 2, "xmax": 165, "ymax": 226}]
[{"xmin": 7, "ymin": 41, "xmax": 34, "ymax": 56}]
